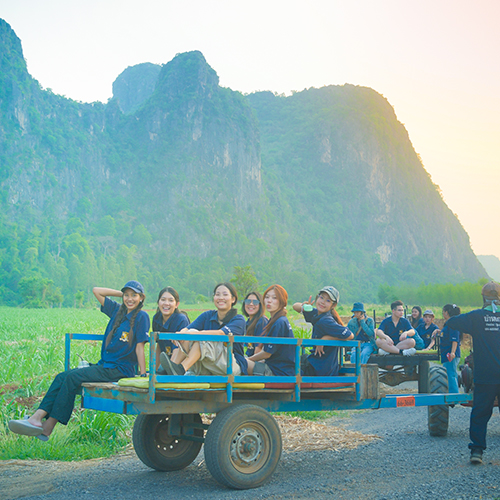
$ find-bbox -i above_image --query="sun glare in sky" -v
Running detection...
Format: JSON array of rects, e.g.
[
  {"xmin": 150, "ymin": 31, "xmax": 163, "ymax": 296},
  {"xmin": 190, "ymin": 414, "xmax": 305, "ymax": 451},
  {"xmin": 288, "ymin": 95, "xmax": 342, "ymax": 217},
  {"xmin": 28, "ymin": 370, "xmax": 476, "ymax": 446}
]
[{"xmin": 1, "ymin": 0, "xmax": 499, "ymax": 259}]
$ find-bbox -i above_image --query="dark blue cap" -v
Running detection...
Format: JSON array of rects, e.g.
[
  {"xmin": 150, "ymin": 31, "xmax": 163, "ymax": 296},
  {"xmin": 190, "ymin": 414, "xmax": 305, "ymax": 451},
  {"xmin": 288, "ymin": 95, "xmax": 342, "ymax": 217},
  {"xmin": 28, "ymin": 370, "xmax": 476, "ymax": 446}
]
[
  {"xmin": 351, "ymin": 302, "xmax": 365, "ymax": 313},
  {"xmin": 121, "ymin": 280, "xmax": 145, "ymax": 294}
]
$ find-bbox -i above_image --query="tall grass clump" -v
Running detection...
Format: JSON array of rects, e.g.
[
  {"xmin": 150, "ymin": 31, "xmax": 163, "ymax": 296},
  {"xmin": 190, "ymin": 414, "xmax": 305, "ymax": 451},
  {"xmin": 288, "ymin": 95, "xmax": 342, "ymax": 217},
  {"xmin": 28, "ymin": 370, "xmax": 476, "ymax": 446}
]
[
  {"xmin": 0, "ymin": 409, "xmax": 134, "ymax": 460},
  {"xmin": 0, "ymin": 306, "xmax": 137, "ymax": 461}
]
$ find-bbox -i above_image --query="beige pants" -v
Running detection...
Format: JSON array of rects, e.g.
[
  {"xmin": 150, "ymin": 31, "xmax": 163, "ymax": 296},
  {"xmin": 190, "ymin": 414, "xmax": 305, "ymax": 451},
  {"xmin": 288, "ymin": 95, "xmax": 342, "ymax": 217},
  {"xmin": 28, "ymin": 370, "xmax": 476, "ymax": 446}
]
[{"xmin": 189, "ymin": 341, "xmax": 241, "ymax": 376}]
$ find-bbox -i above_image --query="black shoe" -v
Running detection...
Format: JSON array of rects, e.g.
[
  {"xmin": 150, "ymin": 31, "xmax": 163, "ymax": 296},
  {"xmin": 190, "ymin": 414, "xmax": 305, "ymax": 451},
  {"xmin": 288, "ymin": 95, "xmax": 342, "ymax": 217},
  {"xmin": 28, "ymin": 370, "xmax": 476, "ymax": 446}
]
[
  {"xmin": 160, "ymin": 352, "xmax": 173, "ymax": 374},
  {"xmin": 160, "ymin": 352, "xmax": 185, "ymax": 376},
  {"xmin": 156, "ymin": 365, "xmax": 167, "ymax": 375},
  {"xmin": 470, "ymin": 448, "xmax": 483, "ymax": 465}
]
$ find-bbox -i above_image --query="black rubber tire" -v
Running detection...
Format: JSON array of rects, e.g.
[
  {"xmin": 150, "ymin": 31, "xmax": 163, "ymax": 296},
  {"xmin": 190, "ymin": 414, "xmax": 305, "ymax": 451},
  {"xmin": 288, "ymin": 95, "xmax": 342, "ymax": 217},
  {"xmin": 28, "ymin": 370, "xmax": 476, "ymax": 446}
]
[
  {"xmin": 133, "ymin": 413, "xmax": 203, "ymax": 471},
  {"xmin": 204, "ymin": 404, "xmax": 282, "ymax": 490},
  {"xmin": 428, "ymin": 364, "xmax": 449, "ymax": 437}
]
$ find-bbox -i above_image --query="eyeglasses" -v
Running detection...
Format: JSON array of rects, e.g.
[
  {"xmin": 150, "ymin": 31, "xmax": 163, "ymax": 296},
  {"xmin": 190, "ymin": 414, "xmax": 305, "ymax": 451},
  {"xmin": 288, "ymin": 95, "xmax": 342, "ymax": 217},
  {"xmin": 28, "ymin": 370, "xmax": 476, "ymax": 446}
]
[{"xmin": 244, "ymin": 299, "xmax": 260, "ymax": 306}]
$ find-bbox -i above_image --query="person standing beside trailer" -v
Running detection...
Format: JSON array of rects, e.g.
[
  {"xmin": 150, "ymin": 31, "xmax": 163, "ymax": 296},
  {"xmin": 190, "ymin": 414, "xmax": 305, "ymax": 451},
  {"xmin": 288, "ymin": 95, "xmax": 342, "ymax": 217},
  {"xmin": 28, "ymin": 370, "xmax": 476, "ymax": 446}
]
[{"xmin": 445, "ymin": 281, "xmax": 500, "ymax": 465}]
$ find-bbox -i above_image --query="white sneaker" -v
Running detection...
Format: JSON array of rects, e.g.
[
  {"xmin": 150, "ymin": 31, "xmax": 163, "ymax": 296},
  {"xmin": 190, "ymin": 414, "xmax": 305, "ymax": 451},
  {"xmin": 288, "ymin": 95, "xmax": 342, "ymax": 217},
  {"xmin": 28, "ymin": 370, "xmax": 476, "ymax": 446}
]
[
  {"xmin": 378, "ymin": 349, "xmax": 390, "ymax": 355},
  {"xmin": 402, "ymin": 348, "xmax": 417, "ymax": 356}
]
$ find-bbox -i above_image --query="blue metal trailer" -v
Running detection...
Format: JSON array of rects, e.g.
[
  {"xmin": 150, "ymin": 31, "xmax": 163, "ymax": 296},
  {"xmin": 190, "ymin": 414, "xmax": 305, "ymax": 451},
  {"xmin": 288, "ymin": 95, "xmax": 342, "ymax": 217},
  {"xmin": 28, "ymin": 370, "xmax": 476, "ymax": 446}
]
[{"xmin": 66, "ymin": 332, "xmax": 472, "ymax": 489}]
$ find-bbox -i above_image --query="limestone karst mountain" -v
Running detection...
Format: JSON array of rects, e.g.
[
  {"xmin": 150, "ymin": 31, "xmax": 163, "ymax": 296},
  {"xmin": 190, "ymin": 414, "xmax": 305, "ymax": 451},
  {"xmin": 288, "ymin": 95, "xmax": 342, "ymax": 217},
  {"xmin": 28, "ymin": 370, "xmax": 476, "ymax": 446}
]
[{"xmin": 0, "ymin": 18, "xmax": 486, "ymax": 306}]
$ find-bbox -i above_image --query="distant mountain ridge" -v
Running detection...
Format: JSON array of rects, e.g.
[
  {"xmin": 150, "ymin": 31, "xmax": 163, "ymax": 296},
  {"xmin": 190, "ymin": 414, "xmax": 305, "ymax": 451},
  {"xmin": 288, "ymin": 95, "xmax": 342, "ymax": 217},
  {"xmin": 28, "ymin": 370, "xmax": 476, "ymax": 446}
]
[
  {"xmin": 477, "ymin": 255, "xmax": 500, "ymax": 282},
  {"xmin": 0, "ymin": 18, "xmax": 487, "ymax": 306}
]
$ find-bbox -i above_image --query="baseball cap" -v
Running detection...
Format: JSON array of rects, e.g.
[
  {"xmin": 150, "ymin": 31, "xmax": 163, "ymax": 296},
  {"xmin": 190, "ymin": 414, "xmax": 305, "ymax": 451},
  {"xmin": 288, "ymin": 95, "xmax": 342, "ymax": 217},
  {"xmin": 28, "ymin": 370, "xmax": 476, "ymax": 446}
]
[
  {"xmin": 482, "ymin": 281, "xmax": 500, "ymax": 300},
  {"xmin": 423, "ymin": 309, "xmax": 434, "ymax": 316},
  {"xmin": 121, "ymin": 280, "xmax": 145, "ymax": 294},
  {"xmin": 319, "ymin": 286, "xmax": 339, "ymax": 303}
]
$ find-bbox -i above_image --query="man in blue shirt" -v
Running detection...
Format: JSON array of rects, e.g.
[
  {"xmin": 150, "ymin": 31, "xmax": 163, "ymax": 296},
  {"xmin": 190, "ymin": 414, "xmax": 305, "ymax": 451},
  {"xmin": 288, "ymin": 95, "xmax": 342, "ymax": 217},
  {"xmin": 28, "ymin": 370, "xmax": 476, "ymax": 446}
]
[
  {"xmin": 376, "ymin": 300, "xmax": 417, "ymax": 356},
  {"xmin": 446, "ymin": 281, "xmax": 500, "ymax": 465}
]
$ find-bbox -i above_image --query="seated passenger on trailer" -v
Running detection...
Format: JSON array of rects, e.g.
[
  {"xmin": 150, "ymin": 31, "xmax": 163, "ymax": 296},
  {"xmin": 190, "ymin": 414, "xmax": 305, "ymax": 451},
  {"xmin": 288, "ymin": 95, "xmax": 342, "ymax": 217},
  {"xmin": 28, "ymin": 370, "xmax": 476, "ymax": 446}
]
[
  {"xmin": 409, "ymin": 305, "xmax": 424, "ymax": 330},
  {"xmin": 416, "ymin": 309, "xmax": 439, "ymax": 349},
  {"xmin": 376, "ymin": 300, "xmax": 417, "ymax": 356},
  {"xmin": 152, "ymin": 286, "xmax": 190, "ymax": 374},
  {"xmin": 347, "ymin": 302, "xmax": 378, "ymax": 365},
  {"xmin": 9, "ymin": 281, "xmax": 150, "ymax": 441},
  {"xmin": 241, "ymin": 291, "xmax": 268, "ymax": 357},
  {"xmin": 160, "ymin": 282, "xmax": 247, "ymax": 376},
  {"xmin": 246, "ymin": 285, "xmax": 295, "ymax": 377},
  {"xmin": 293, "ymin": 286, "xmax": 353, "ymax": 376}
]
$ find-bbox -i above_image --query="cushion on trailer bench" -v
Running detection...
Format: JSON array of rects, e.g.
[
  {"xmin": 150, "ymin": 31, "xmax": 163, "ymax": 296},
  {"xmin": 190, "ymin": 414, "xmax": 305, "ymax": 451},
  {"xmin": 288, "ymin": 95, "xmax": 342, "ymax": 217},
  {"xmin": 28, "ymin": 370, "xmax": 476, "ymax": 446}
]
[
  {"xmin": 210, "ymin": 383, "xmax": 265, "ymax": 389},
  {"xmin": 300, "ymin": 382, "xmax": 354, "ymax": 389},
  {"xmin": 264, "ymin": 383, "xmax": 296, "ymax": 389},
  {"xmin": 117, "ymin": 378, "xmax": 210, "ymax": 389},
  {"xmin": 264, "ymin": 382, "xmax": 355, "ymax": 389}
]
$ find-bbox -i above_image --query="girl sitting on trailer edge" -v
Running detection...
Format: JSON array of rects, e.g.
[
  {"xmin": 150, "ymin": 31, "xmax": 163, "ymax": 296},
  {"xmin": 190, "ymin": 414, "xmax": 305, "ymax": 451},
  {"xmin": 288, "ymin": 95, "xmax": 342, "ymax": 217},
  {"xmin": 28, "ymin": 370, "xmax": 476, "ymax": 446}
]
[
  {"xmin": 9, "ymin": 281, "xmax": 150, "ymax": 441},
  {"xmin": 153, "ymin": 286, "xmax": 190, "ymax": 374},
  {"xmin": 242, "ymin": 291, "xmax": 268, "ymax": 357},
  {"xmin": 160, "ymin": 282, "xmax": 247, "ymax": 376},
  {"xmin": 246, "ymin": 284, "xmax": 295, "ymax": 377},
  {"xmin": 293, "ymin": 286, "xmax": 353, "ymax": 376}
]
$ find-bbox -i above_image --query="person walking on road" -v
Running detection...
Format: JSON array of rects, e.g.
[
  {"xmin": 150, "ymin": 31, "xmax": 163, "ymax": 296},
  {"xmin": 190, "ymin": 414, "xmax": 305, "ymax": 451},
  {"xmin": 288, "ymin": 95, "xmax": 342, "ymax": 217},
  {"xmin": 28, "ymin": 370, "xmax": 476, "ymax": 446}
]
[{"xmin": 446, "ymin": 281, "xmax": 500, "ymax": 465}]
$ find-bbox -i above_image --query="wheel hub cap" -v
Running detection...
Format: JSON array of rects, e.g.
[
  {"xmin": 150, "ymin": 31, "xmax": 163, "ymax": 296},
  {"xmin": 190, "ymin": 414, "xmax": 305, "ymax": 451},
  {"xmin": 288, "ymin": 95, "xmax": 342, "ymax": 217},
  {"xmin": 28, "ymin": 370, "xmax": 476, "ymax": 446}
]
[{"xmin": 230, "ymin": 427, "xmax": 262, "ymax": 464}]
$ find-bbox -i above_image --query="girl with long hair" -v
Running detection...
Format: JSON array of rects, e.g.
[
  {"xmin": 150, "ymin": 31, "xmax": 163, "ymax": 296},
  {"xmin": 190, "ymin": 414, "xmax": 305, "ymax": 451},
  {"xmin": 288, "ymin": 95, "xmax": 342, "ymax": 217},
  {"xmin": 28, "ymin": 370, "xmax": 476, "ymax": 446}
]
[
  {"xmin": 425, "ymin": 303, "xmax": 462, "ymax": 393},
  {"xmin": 293, "ymin": 286, "xmax": 353, "ymax": 376},
  {"xmin": 152, "ymin": 286, "xmax": 190, "ymax": 372},
  {"xmin": 9, "ymin": 281, "xmax": 150, "ymax": 441},
  {"xmin": 242, "ymin": 291, "xmax": 268, "ymax": 357},
  {"xmin": 246, "ymin": 284, "xmax": 295, "ymax": 377},
  {"xmin": 160, "ymin": 282, "xmax": 247, "ymax": 376},
  {"xmin": 410, "ymin": 306, "xmax": 424, "ymax": 329}
]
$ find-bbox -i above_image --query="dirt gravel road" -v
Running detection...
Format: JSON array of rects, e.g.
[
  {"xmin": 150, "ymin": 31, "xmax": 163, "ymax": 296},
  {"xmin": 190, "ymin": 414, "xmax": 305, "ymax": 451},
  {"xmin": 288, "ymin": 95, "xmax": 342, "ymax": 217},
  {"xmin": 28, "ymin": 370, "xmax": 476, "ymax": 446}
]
[{"xmin": 1, "ymin": 402, "xmax": 500, "ymax": 500}]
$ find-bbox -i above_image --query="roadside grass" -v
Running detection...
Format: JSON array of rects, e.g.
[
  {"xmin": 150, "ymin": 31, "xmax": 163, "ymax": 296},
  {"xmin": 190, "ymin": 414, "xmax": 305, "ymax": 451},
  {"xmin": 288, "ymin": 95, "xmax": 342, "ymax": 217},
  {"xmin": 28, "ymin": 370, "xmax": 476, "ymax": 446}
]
[
  {"xmin": 0, "ymin": 404, "xmax": 133, "ymax": 460},
  {"xmin": 281, "ymin": 410, "xmax": 350, "ymax": 421}
]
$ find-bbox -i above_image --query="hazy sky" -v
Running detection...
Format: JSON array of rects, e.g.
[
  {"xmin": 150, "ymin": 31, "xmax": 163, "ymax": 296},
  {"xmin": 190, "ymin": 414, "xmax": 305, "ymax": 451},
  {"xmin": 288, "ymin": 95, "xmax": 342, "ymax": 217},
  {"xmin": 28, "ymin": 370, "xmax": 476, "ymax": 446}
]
[{"xmin": 2, "ymin": 0, "xmax": 499, "ymax": 258}]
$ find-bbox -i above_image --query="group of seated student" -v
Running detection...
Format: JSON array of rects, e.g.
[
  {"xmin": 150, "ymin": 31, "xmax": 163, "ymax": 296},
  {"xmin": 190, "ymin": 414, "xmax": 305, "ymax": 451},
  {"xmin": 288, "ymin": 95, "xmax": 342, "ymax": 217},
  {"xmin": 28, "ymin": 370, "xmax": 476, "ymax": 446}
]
[
  {"xmin": 375, "ymin": 300, "xmax": 421, "ymax": 356},
  {"xmin": 158, "ymin": 283, "xmax": 354, "ymax": 378},
  {"xmin": 6, "ymin": 278, "xmax": 465, "ymax": 443}
]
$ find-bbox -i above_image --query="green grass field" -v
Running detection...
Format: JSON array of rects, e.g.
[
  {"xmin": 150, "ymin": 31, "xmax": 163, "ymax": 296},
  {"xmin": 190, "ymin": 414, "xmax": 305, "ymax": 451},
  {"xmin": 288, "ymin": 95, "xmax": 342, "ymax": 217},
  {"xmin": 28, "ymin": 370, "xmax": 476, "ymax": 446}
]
[{"xmin": 0, "ymin": 301, "xmax": 470, "ymax": 461}]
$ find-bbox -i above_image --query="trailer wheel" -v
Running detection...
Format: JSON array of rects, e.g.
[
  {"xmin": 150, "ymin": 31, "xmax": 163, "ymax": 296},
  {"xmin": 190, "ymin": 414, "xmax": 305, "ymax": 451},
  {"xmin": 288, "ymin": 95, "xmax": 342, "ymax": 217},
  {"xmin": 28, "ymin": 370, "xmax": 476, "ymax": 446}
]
[
  {"xmin": 204, "ymin": 404, "xmax": 282, "ymax": 489},
  {"xmin": 133, "ymin": 413, "xmax": 203, "ymax": 471},
  {"xmin": 428, "ymin": 365, "xmax": 449, "ymax": 437}
]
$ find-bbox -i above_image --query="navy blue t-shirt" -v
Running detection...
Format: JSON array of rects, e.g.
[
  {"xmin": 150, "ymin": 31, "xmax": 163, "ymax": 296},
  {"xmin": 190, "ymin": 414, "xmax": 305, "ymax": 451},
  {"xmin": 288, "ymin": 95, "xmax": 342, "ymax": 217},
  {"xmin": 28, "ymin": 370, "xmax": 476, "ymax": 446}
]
[
  {"xmin": 378, "ymin": 316, "xmax": 413, "ymax": 344},
  {"xmin": 260, "ymin": 316, "xmax": 295, "ymax": 376},
  {"xmin": 411, "ymin": 317, "xmax": 425, "ymax": 330},
  {"xmin": 188, "ymin": 310, "xmax": 247, "ymax": 373},
  {"xmin": 245, "ymin": 316, "xmax": 268, "ymax": 357},
  {"xmin": 98, "ymin": 297, "xmax": 150, "ymax": 378},
  {"xmin": 152, "ymin": 311, "xmax": 190, "ymax": 354},
  {"xmin": 416, "ymin": 322, "xmax": 439, "ymax": 348},
  {"xmin": 304, "ymin": 308, "xmax": 352, "ymax": 376},
  {"xmin": 447, "ymin": 308, "xmax": 500, "ymax": 384},
  {"xmin": 439, "ymin": 324, "xmax": 461, "ymax": 363}
]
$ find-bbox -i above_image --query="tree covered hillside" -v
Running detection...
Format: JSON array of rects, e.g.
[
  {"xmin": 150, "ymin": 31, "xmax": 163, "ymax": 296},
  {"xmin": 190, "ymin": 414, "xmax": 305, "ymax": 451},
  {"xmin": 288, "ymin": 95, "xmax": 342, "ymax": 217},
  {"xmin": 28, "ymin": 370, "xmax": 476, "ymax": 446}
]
[{"xmin": 0, "ymin": 19, "xmax": 487, "ymax": 307}]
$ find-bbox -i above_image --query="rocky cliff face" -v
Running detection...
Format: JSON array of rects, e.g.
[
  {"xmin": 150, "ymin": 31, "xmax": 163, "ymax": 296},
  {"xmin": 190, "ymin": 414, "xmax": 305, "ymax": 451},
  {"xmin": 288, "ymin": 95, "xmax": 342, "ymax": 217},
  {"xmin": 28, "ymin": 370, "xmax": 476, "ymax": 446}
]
[
  {"xmin": 112, "ymin": 62, "xmax": 161, "ymax": 115},
  {"xmin": 0, "ymin": 18, "xmax": 487, "ymax": 305},
  {"xmin": 247, "ymin": 85, "xmax": 484, "ymax": 291}
]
